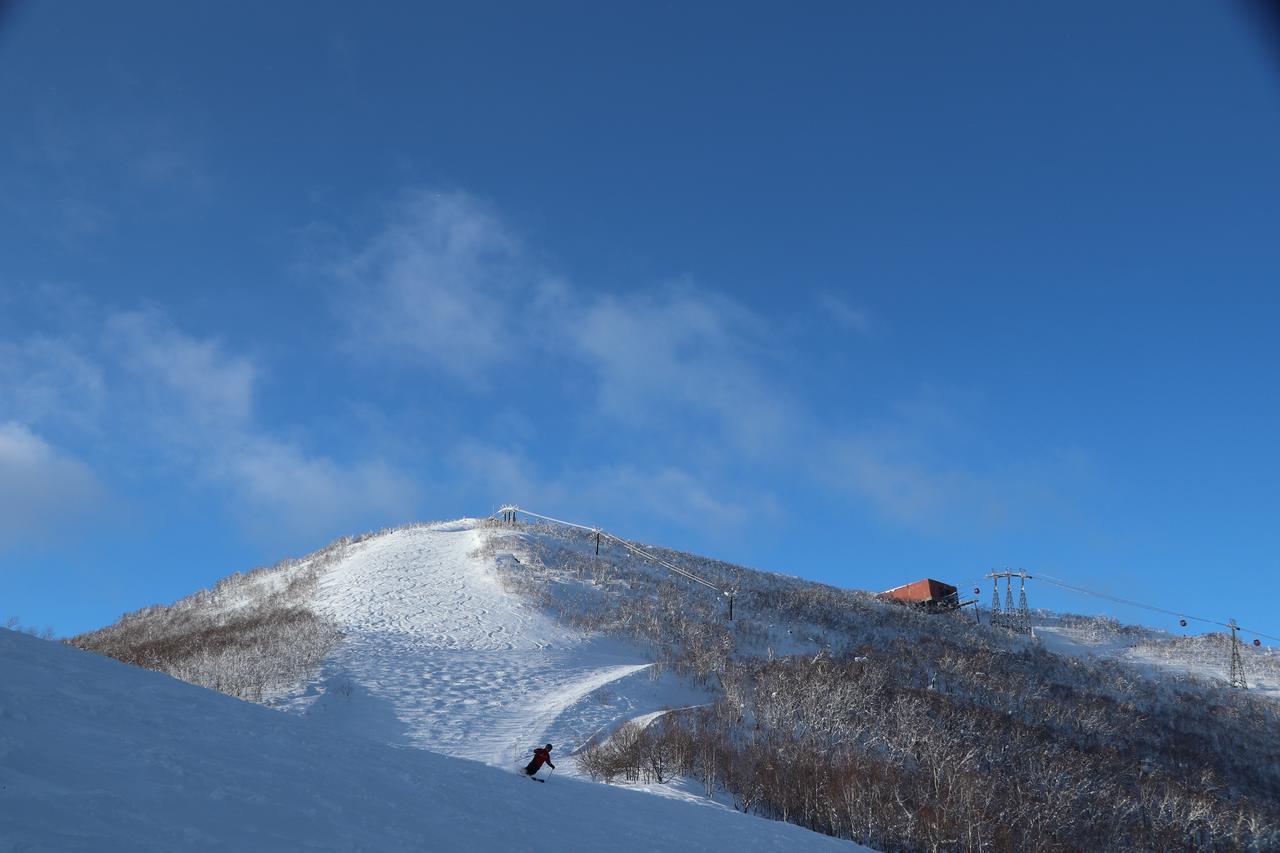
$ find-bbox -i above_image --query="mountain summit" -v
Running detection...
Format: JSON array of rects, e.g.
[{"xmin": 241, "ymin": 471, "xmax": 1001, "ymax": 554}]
[{"xmin": 49, "ymin": 516, "xmax": 1280, "ymax": 850}]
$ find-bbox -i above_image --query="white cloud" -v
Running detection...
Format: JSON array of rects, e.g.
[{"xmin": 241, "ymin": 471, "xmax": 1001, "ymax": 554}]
[
  {"xmin": 332, "ymin": 193, "xmax": 798, "ymax": 454},
  {"xmin": 221, "ymin": 437, "xmax": 418, "ymax": 545},
  {"xmin": 105, "ymin": 309, "xmax": 256, "ymax": 436},
  {"xmin": 0, "ymin": 334, "xmax": 105, "ymax": 429},
  {"xmin": 317, "ymin": 189, "xmax": 1092, "ymax": 540},
  {"xmin": 818, "ymin": 421, "xmax": 1094, "ymax": 536},
  {"xmin": 0, "ymin": 422, "xmax": 103, "ymax": 550},
  {"xmin": 453, "ymin": 440, "xmax": 544, "ymax": 505},
  {"xmin": 816, "ymin": 293, "xmax": 872, "ymax": 335},
  {"xmin": 597, "ymin": 465, "xmax": 776, "ymax": 529},
  {"xmin": 105, "ymin": 312, "xmax": 419, "ymax": 544},
  {"xmin": 0, "ymin": 304, "xmax": 418, "ymax": 548},
  {"xmin": 823, "ymin": 433, "xmax": 994, "ymax": 528},
  {"xmin": 569, "ymin": 287, "xmax": 795, "ymax": 454},
  {"xmin": 453, "ymin": 440, "xmax": 775, "ymax": 532},
  {"xmin": 334, "ymin": 190, "xmax": 527, "ymax": 383}
]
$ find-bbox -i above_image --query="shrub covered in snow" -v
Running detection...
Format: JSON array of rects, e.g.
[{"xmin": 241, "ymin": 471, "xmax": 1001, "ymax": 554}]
[
  {"xmin": 68, "ymin": 539, "xmax": 348, "ymax": 702},
  {"xmin": 489, "ymin": 520, "xmax": 1280, "ymax": 852}
]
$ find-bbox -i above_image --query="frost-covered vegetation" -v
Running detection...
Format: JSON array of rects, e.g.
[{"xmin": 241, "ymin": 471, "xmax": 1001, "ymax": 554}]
[
  {"xmin": 65, "ymin": 517, "xmax": 1280, "ymax": 849},
  {"xmin": 487, "ymin": 520, "xmax": 1280, "ymax": 852},
  {"xmin": 5, "ymin": 627, "xmax": 852, "ymax": 853},
  {"xmin": 1034, "ymin": 611, "xmax": 1280, "ymax": 694},
  {"xmin": 3, "ymin": 616, "xmax": 56, "ymax": 640},
  {"xmin": 1133, "ymin": 629, "xmax": 1280, "ymax": 686},
  {"xmin": 68, "ymin": 538, "xmax": 354, "ymax": 702}
]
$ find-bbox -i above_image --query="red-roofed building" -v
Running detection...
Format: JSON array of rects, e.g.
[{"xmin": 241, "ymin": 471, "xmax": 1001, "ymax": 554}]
[{"xmin": 878, "ymin": 578, "xmax": 961, "ymax": 612}]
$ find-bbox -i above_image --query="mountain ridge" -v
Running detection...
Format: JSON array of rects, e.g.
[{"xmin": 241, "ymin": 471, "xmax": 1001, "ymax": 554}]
[{"xmin": 61, "ymin": 515, "xmax": 1280, "ymax": 851}]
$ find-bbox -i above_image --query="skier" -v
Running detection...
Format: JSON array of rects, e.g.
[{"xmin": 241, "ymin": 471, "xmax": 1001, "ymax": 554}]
[{"xmin": 524, "ymin": 743, "xmax": 555, "ymax": 779}]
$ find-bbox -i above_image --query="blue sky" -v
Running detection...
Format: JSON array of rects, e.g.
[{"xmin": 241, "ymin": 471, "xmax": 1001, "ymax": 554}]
[{"xmin": 1, "ymin": 1, "xmax": 1278, "ymax": 642}]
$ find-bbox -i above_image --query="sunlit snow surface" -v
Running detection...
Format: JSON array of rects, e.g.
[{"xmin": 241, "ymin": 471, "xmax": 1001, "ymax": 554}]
[
  {"xmin": 0, "ymin": 628, "xmax": 858, "ymax": 852},
  {"xmin": 279, "ymin": 520, "xmax": 706, "ymax": 771},
  {"xmin": 1033, "ymin": 620, "xmax": 1280, "ymax": 701}
]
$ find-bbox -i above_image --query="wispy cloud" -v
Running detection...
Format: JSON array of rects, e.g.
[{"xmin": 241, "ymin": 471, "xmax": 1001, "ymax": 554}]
[
  {"xmin": 816, "ymin": 393, "xmax": 1096, "ymax": 536},
  {"xmin": 326, "ymin": 189, "xmax": 1090, "ymax": 540},
  {"xmin": 106, "ymin": 309, "xmax": 257, "ymax": 437},
  {"xmin": 0, "ymin": 422, "xmax": 103, "ymax": 552},
  {"xmin": 104, "ymin": 310, "xmax": 419, "ymax": 545},
  {"xmin": 816, "ymin": 293, "xmax": 873, "ymax": 335},
  {"xmin": 2, "ymin": 191, "xmax": 1094, "ymax": 552},
  {"xmin": 219, "ymin": 437, "xmax": 418, "ymax": 545},
  {"xmin": 330, "ymin": 192, "xmax": 798, "ymax": 454},
  {"xmin": 822, "ymin": 432, "xmax": 1001, "ymax": 529},
  {"xmin": 333, "ymin": 190, "xmax": 529, "ymax": 384},
  {"xmin": 600, "ymin": 464, "xmax": 779, "ymax": 529},
  {"xmin": 0, "ymin": 300, "xmax": 418, "ymax": 549},
  {"xmin": 453, "ymin": 440, "xmax": 777, "ymax": 531},
  {"xmin": 569, "ymin": 286, "xmax": 797, "ymax": 454},
  {"xmin": 0, "ymin": 333, "xmax": 105, "ymax": 430}
]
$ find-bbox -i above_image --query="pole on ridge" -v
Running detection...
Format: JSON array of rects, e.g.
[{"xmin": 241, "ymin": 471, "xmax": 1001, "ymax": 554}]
[
  {"xmin": 1229, "ymin": 620, "xmax": 1248, "ymax": 689},
  {"xmin": 499, "ymin": 503, "xmax": 734, "ymax": 609}
]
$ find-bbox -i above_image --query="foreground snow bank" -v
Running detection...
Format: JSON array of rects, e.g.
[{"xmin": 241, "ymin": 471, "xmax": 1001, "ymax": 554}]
[{"xmin": 0, "ymin": 629, "xmax": 855, "ymax": 852}]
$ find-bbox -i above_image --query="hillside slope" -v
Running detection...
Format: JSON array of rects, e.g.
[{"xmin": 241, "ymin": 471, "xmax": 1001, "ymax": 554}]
[
  {"xmin": 66, "ymin": 515, "xmax": 1280, "ymax": 851},
  {"xmin": 279, "ymin": 520, "xmax": 707, "ymax": 770},
  {"xmin": 0, "ymin": 627, "xmax": 858, "ymax": 852},
  {"xmin": 1033, "ymin": 617, "xmax": 1280, "ymax": 699}
]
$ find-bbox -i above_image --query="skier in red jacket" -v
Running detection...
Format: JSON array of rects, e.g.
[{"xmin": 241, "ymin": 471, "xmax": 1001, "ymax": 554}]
[{"xmin": 524, "ymin": 743, "xmax": 555, "ymax": 777}]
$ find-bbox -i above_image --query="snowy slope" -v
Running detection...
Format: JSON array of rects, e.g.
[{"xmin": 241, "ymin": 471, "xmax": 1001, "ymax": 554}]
[
  {"xmin": 280, "ymin": 520, "xmax": 706, "ymax": 773},
  {"xmin": 1032, "ymin": 619, "xmax": 1280, "ymax": 700},
  {"xmin": 29, "ymin": 515, "xmax": 1279, "ymax": 850},
  {"xmin": 0, "ymin": 628, "xmax": 863, "ymax": 852},
  {"xmin": 277, "ymin": 516, "xmax": 1280, "ymax": 799}
]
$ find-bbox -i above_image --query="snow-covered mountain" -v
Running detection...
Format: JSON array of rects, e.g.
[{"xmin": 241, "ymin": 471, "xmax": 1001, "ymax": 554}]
[
  {"xmin": 6, "ymin": 519, "xmax": 868, "ymax": 851},
  {"xmin": 39, "ymin": 516, "xmax": 1280, "ymax": 850},
  {"xmin": 0, "ymin": 627, "xmax": 851, "ymax": 852},
  {"xmin": 282, "ymin": 519, "xmax": 704, "ymax": 770}
]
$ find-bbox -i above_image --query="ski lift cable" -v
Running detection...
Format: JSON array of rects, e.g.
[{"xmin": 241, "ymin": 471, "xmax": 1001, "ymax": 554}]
[
  {"xmin": 958, "ymin": 569, "xmax": 1028, "ymax": 596},
  {"xmin": 496, "ymin": 506, "xmax": 726, "ymax": 594},
  {"xmin": 1034, "ymin": 572, "xmax": 1280, "ymax": 644},
  {"xmin": 499, "ymin": 507, "xmax": 1273, "ymax": 642},
  {"xmin": 495, "ymin": 506, "xmax": 596, "ymax": 535},
  {"xmin": 959, "ymin": 566, "xmax": 1279, "ymax": 643},
  {"xmin": 600, "ymin": 534, "xmax": 725, "ymax": 593}
]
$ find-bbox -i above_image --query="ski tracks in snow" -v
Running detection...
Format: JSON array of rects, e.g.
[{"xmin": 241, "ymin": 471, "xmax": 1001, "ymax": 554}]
[{"xmin": 299, "ymin": 521, "xmax": 655, "ymax": 767}]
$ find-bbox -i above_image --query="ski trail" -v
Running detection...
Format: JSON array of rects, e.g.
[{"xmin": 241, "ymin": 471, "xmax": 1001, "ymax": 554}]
[
  {"xmin": 290, "ymin": 520, "xmax": 660, "ymax": 767},
  {"xmin": 625, "ymin": 704, "xmax": 708, "ymax": 732},
  {"xmin": 1, "ymin": 628, "xmax": 863, "ymax": 853},
  {"xmin": 492, "ymin": 662, "xmax": 653, "ymax": 767}
]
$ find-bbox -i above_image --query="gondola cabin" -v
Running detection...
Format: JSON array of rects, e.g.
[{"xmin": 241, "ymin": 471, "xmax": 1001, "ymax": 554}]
[{"xmin": 878, "ymin": 578, "xmax": 961, "ymax": 613}]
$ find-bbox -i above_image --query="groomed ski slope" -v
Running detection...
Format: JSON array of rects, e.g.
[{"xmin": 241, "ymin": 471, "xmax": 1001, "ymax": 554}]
[
  {"xmin": 285, "ymin": 520, "xmax": 707, "ymax": 774},
  {"xmin": 0, "ymin": 628, "xmax": 862, "ymax": 852}
]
